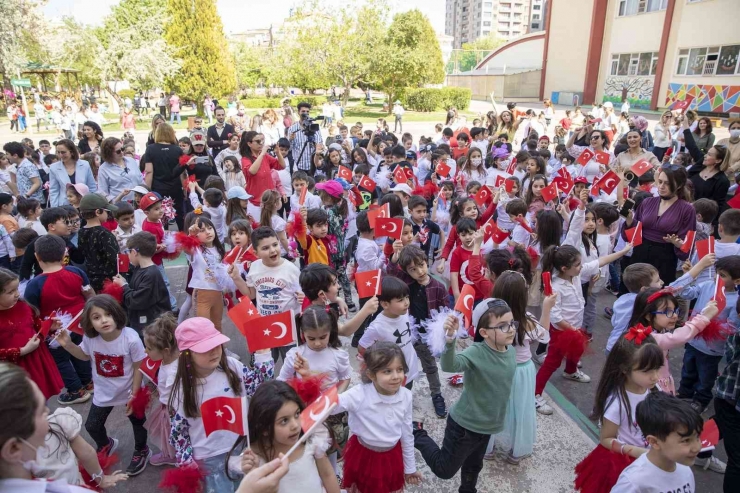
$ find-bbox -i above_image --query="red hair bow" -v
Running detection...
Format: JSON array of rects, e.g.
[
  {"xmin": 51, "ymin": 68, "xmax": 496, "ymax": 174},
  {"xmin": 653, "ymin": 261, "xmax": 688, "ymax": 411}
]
[
  {"xmin": 646, "ymin": 287, "xmax": 676, "ymax": 304},
  {"xmin": 625, "ymin": 323, "xmax": 652, "ymax": 344}
]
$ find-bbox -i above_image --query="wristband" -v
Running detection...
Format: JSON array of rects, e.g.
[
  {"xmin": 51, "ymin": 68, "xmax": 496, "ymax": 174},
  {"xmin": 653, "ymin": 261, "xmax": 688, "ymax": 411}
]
[{"xmin": 91, "ymin": 469, "xmax": 104, "ymax": 484}]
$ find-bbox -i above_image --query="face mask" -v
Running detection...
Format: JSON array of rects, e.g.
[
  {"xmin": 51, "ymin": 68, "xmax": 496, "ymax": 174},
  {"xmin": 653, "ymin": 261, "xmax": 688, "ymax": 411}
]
[
  {"xmin": 730, "ymin": 129, "xmax": 740, "ymax": 139},
  {"xmin": 471, "ymin": 158, "xmax": 482, "ymax": 166},
  {"xmin": 18, "ymin": 437, "xmax": 45, "ymax": 475}
]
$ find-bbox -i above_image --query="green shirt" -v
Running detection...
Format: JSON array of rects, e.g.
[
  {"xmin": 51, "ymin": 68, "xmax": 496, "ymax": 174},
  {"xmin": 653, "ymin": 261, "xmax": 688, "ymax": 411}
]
[{"xmin": 441, "ymin": 340, "xmax": 516, "ymax": 435}]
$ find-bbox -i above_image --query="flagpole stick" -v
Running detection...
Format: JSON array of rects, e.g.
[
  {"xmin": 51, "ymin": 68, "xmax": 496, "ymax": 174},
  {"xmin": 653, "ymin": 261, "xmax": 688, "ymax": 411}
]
[
  {"xmin": 375, "ymin": 269, "xmax": 382, "ymax": 295},
  {"xmin": 52, "ymin": 308, "xmax": 85, "ymax": 340},
  {"xmin": 283, "ymin": 403, "xmax": 337, "ymax": 461},
  {"xmin": 244, "ymin": 396, "xmax": 250, "ymax": 450}
]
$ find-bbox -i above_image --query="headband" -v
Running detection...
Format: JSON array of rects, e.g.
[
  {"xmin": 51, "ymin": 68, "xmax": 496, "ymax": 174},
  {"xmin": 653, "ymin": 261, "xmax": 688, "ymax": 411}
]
[{"xmin": 646, "ymin": 287, "xmax": 677, "ymax": 304}]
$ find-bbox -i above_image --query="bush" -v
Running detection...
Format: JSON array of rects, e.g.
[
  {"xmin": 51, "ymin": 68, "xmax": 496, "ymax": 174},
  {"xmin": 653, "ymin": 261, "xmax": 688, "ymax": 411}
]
[
  {"xmin": 288, "ymin": 95, "xmax": 327, "ymax": 107},
  {"xmin": 117, "ymin": 89, "xmax": 135, "ymax": 100},
  {"xmin": 405, "ymin": 89, "xmax": 441, "ymax": 112},
  {"xmin": 240, "ymin": 98, "xmax": 282, "ymax": 109},
  {"xmin": 438, "ymin": 87, "xmax": 472, "ymax": 111}
]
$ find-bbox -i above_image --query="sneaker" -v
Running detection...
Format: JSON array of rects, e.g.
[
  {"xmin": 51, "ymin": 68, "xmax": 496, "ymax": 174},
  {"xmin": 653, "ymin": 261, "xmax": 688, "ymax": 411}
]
[
  {"xmin": 532, "ymin": 352, "xmax": 547, "ymax": 365},
  {"xmin": 225, "ymin": 348, "xmax": 241, "ymax": 361},
  {"xmin": 57, "ymin": 388, "xmax": 91, "ymax": 405},
  {"xmin": 483, "ymin": 451, "xmax": 496, "ymax": 461},
  {"xmin": 149, "ymin": 452, "xmax": 177, "ymax": 466},
  {"xmin": 577, "ymin": 360, "xmax": 583, "ymax": 368},
  {"xmin": 126, "ymin": 447, "xmax": 151, "ymax": 476},
  {"xmin": 346, "ymin": 303, "xmax": 357, "ymax": 313},
  {"xmin": 100, "ymin": 437, "xmax": 119, "ymax": 456},
  {"xmin": 563, "ymin": 370, "xmax": 591, "ymax": 383},
  {"xmin": 689, "ymin": 401, "xmax": 705, "ymax": 414},
  {"xmin": 535, "ymin": 395, "xmax": 553, "ymax": 415},
  {"xmin": 694, "ymin": 456, "xmax": 726, "ymax": 474},
  {"xmin": 604, "ymin": 307, "xmax": 614, "ymax": 317},
  {"xmin": 432, "ymin": 394, "xmax": 447, "ymax": 418},
  {"xmin": 84, "ymin": 382, "xmax": 94, "ymax": 394},
  {"xmin": 412, "ymin": 421, "xmax": 424, "ymax": 433}
]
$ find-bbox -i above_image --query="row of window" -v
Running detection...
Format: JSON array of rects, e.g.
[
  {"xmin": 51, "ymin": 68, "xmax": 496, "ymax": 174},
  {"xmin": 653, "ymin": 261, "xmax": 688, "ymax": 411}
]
[
  {"xmin": 610, "ymin": 52, "xmax": 660, "ymax": 76},
  {"xmin": 608, "ymin": 45, "xmax": 740, "ymax": 78},
  {"xmin": 618, "ymin": 0, "xmax": 709, "ymax": 17}
]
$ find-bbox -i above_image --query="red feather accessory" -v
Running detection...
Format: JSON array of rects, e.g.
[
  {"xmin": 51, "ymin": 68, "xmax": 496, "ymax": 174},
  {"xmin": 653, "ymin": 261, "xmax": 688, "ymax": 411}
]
[
  {"xmin": 80, "ymin": 449, "xmax": 120, "ymax": 491},
  {"xmin": 287, "ymin": 373, "xmax": 328, "ymax": 405},
  {"xmin": 558, "ymin": 328, "xmax": 588, "ymax": 360},
  {"xmin": 101, "ymin": 279, "xmax": 124, "ymax": 305},
  {"xmin": 129, "ymin": 385, "xmax": 152, "ymax": 419},
  {"xmin": 696, "ymin": 319, "xmax": 734, "ymax": 342},
  {"xmin": 285, "ymin": 211, "xmax": 306, "ymax": 240},
  {"xmin": 175, "ymin": 232, "xmax": 202, "ymax": 254},
  {"xmin": 160, "ymin": 464, "xmax": 207, "ymax": 493},
  {"xmin": 526, "ymin": 246, "xmax": 540, "ymax": 267}
]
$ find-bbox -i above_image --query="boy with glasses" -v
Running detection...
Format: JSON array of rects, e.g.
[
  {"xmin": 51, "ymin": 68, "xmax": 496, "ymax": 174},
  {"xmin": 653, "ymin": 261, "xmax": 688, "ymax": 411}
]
[{"xmin": 20, "ymin": 207, "xmax": 85, "ymax": 282}]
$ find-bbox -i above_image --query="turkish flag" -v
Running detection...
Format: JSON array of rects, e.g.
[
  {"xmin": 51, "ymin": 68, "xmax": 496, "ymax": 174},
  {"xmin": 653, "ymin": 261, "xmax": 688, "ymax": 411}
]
[
  {"xmin": 56, "ymin": 309, "xmax": 83, "ymax": 336},
  {"xmin": 298, "ymin": 186, "xmax": 307, "ymax": 206},
  {"xmin": 504, "ymin": 178, "xmax": 516, "ymax": 193},
  {"xmin": 38, "ymin": 318, "xmax": 54, "ymax": 339},
  {"xmin": 245, "ymin": 311, "xmax": 296, "ymax": 352},
  {"xmin": 576, "ymin": 149, "xmax": 595, "ymax": 166},
  {"xmin": 228, "ymin": 297, "xmax": 260, "ymax": 338},
  {"xmin": 454, "ymin": 284, "xmax": 476, "ymax": 326},
  {"xmin": 139, "ymin": 356, "xmax": 162, "ymax": 385},
  {"xmin": 680, "ymin": 230, "xmax": 696, "ymax": 254},
  {"xmin": 515, "ymin": 216, "xmax": 533, "ymax": 234},
  {"xmin": 552, "ymin": 175, "xmax": 574, "ymax": 195},
  {"xmin": 696, "ymin": 236, "xmax": 715, "ymax": 260},
  {"xmin": 358, "ymin": 175, "xmax": 377, "ymax": 193},
  {"xmin": 404, "ymin": 167, "xmax": 415, "ymax": 181},
  {"xmin": 559, "ymin": 166, "xmax": 572, "ymax": 182},
  {"xmin": 188, "ymin": 174, "xmax": 197, "ymax": 183},
  {"xmin": 671, "ymin": 98, "xmax": 692, "ymax": 111},
  {"xmin": 700, "ymin": 418, "xmax": 720, "ymax": 453},
  {"xmin": 728, "ymin": 193, "xmax": 740, "ymax": 210},
  {"xmin": 375, "ymin": 217, "xmax": 404, "ymax": 240},
  {"xmin": 393, "ymin": 166, "xmax": 408, "ymax": 185},
  {"xmin": 625, "ymin": 221, "xmax": 643, "ymax": 247},
  {"xmin": 367, "ymin": 203, "xmax": 390, "ymax": 229},
  {"xmin": 117, "ymin": 254, "xmax": 130, "ymax": 274},
  {"xmin": 542, "ymin": 272, "xmax": 553, "ymax": 296},
  {"xmin": 435, "ymin": 161, "xmax": 451, "ymax": 178},
  {"xmin": 713, "ymin": 275, "xmax": 726, "ymax": 313},
  {"xmin": 630, "ymin": 159, "xmax": 653, "ymax": 177},
  {"xmin": 594, "ymin": 151, "xmax": 610, "ymax": 165},
  {"xmin": 482, "ymin": 218, "xmax": 510, "ymax": 244},
  {"xmin": 473, "ymin": 186, "xmax": 492, "ymax": 207},
  {"xmin": 337, "ymin": 165, "xmax": 353, "ymax": 181},
  {"xmin": 540, "ymin": 182, "xmax": 559, "ymax": 203},
  {"xmin": 493, "ymin": 175, "xmax": 506, "ymax": 188},
  {"xmin": 355, "ymin": 269, "xmax": 382, "ymax": 299},
  {"xmin": 506, "ymin": 158, "xmax": 517, "ymax": 175},
  {"xmin": 300, "ymin": 385, "xmax": 339, "ymax": 433},
  {"xmin": 201, "ymin": 396, "xmax": 247, "ymax": 437},
  {"xmin": 590, "ymin": 175, "xmax": 602, "ymax": 196},
  {"xmin": 223, "ymin": 246, "xmax": 244, "ymax": 265},
  {"xmin": 597, "ymin": 170, "xmax": 620, "ymax": 195}
]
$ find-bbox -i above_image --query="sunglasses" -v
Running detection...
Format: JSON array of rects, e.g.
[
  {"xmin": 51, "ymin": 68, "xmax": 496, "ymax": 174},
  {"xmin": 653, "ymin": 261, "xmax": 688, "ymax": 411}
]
[
  {"xmin": 590, "ymin": 135, "xmax": 601, "ymax": 140},
  {"xmin": 115, "ymin": 149, "xmax": 123, "ymax": 154},
  {"xmin": 661, "ymin": 163, "xmax": 681, "ymax": 171}
]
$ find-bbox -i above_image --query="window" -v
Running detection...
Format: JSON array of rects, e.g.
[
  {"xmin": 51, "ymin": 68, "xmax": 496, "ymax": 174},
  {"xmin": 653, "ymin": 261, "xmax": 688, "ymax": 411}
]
[
  {"xmin": 483, "ymin": 1, "xmax": 493, "ymax": 6},
  {"xmin": 610, "ymin": 52, "xmax": 659, "ymax": 76},
  {"xmin": 533, "ymin": 4, "xmax": 541, "ymax": 9},
  {"xmin": 533, "ymin": 14, "xmax": 540, "ymax": 19},
  {"xmin": 483, "ymin": 30, "xmax": 490, "ymax": 36},
  {"xmin": 532, "ymin": 22, "xmax": 539, "ymax": 28},
  {"xmin": 618, "ymin": 0, "xmax": 667, "ymax": 16},
  {"xmin": 676, "ymin": 44, "xmax": 740, "ymax": 76},
  {"xmin": 483, "ymin": 21, "xmax": 491, "ymax": 26}
]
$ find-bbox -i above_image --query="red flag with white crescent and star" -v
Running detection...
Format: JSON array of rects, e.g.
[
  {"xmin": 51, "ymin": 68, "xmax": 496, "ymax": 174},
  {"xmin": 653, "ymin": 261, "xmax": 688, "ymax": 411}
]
[
  {"xmin": 201, "ymin": 396, "xmax": 248, "ymax": 437},
  {"xmin": 576, "ymin": 149, "xmax": 595, "ymax": 166},
  {"xmin": 228, "ymin": 297, "xmax": 261, "ymax": 338},
  {"xmin": 367, "ymin": 203, "xmax": 390, "ymax": 229},
  {"xmin": 355, "ymin": 269, "xmax": 382, "ymax": 299},
  {"xmin": 453, "ymin": 284, "xmax": 476, "ymax": 327},
  {"xmin": 374, "ymin": 217, "xmax": 404, "ymax": 240},
  {"xmin": 139, "ymin": 356, "xmax": 162, "ymax": 385},
  {"xmin": 245, "ymin": 311, "xmax": 296, "ymax": 352},
  {"xmin": 300, "ymin": 385, "xmax": 339, "ymax": 433},
  {"xmin": 596, "ymin": 170, "xmax": 620, "ymax": 195}
]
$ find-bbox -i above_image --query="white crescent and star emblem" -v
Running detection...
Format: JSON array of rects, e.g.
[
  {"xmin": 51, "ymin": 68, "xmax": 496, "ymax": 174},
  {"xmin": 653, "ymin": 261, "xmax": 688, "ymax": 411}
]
[
  {"xmin": 308, "ymin": 396, "xmax": 331, "ymax": 422},
  {"xmin": 378, "ymin": 210, "xmax": 387, "ymax": 218},
  {"xmin": 463, "ymin": 294, "xmax": 474, "ymax": 311},
  {"xmin": 271, "ymin": 322, "xmax": 288, "ymax": 339},
  {"xmin": 384, "ymin": 222, "xmax": 398, "ymax": 233},
  {"xmin": 145, "ymin": 359, "xmax": 156, "ymax": 370},
  {"xmin": 603, "ymin": 177, "xmax": 617, "ymax": 190},
  {"xmin": 223, "ymin": 405, "xmax": 236, "ymax": 424}
]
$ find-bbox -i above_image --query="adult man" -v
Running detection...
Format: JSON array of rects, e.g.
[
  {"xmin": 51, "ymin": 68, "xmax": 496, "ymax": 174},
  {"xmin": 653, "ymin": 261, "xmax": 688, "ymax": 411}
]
[
  {"xmin": 3, "ymin": 142, "xmax": 43, "ymax": 201},
  {"xmin": 207, "ymin": 106, "xmax": 236, "ymax": 160},
  {"xmin": 169, "ymin": 92, "xmax": 181, "ymax": 125},
  {"xmin": 287, "ymin": 102, "xmax": 323, "ymax": 172}
]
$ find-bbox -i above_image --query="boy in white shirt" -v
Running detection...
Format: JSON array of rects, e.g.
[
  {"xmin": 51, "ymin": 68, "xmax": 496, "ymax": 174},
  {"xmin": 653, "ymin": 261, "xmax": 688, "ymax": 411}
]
[
  {"xmin": 112, "ymin": 202, "xmax": 139, "ymax": 253},
  {"xmin": 352, "ymin": 211, "xmax": 386, "ymax": 346},
  {"xmin": 612, "ymin": 392, "xmax": 700, "ymax": 493},
  {"xmin": 469, "ymin": 127, "xmax": 489, "ymax": 157},
  {"xmin": 289, "ymin": 170, "xmax": 322, "ymax": 217}
]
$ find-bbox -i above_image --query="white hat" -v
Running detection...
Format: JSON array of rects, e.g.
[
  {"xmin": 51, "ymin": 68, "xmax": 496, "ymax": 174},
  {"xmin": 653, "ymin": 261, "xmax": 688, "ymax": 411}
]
[
  {"xmin": 602, "ymin": 101, "xmax": 613, "ymax": 109},
  {"xmin": 131, "ymin": 186, "xmax": 150, "ymax": 195},
  {"xmin": 389, "ymin": 183, "xmax": 413, "ymax": 196},
  {"xmin": 472, "ymin": 298, "xmax": 511, "ymax": 329},
  {"xmin": 226, "ymin": 186, "xmax": 252, "ymax": 201}
]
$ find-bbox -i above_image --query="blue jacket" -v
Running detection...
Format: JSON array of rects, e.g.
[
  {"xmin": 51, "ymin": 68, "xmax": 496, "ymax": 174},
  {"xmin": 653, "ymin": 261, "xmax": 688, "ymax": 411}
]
[{"xmin": 48, "ymin": 159, "xmax": 98, "ymax": 207}]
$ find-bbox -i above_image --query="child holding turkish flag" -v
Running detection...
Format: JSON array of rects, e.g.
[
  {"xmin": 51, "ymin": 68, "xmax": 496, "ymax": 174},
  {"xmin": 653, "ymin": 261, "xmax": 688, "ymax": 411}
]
[
  {"xmin": 166, "ymin": 318, "xmax": 274, "ymax": 491},
  {"xmin": 436, "ymin": 196, "xmax": 495, "ymax": 277}
]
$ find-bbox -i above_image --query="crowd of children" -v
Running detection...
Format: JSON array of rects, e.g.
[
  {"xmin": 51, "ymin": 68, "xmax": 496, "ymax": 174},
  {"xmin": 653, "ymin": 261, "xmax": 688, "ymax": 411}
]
[{"xmin": 1, "ymin": 107, "xmax": 739, "ymax": 493}]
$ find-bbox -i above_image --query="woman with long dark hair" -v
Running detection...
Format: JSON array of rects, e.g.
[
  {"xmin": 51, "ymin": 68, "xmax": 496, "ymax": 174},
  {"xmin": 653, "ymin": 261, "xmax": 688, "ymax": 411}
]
[
  {"xmin": 142, "ymin": 123, "xmax": 186, "ymax": 231},
  {"xmin": 77, "ymin": 120, "xmax": 104, "ymax": 154},
  {"xmin": 239, "ymin": 130, "xmax": 286, "ymax": 218}
]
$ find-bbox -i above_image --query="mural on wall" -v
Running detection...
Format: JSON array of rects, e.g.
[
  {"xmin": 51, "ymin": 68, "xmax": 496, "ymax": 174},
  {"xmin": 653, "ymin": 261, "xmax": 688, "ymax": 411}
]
[
  {"xmin": 666, "ymin": 83, "xmax": 740, "ymax": 114},
  {"xmin": 602, "ymin": 76, "xmax": 654, "ymax": 109}
]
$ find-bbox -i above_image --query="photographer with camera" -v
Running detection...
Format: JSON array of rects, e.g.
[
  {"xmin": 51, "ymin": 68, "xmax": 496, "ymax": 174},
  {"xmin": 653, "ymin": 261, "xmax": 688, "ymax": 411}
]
[
  {"xmin": 287, "ymin": 102, "xmax": 324, "ymax": 172},
  {"xmin": 240, "ymin": 130, "xmax": 287, "ymax": 218}
]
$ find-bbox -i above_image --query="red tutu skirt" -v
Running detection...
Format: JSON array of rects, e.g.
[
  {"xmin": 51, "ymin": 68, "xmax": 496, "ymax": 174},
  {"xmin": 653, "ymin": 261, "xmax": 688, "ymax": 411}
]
[
  {"xmin": 574, "ymin": 445, "xmax": 635, "ymax": 493},
  {"xmin": 342, "ymin": 435, "xmax": 404, "ymax": 493}
]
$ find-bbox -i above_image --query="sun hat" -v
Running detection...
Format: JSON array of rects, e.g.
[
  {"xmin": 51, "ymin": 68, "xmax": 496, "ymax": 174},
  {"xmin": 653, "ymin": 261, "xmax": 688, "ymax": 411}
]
[
  {"xmin": 79, "ymin": 193, "xmax": 118, "ymax": 212},
  {"xmin": 226, "ymin": 186, "xmax": 252, "ymax": 201},
  {"xmin": 65, "ymin": 183, "xmax": 90, "ymax": 197},
  {"xmin": 389, "ymin": 183, "xmax": 413, "ymax": 196},
  {"xmin": 176, "ymin": 317, "xmax": 230, "ymax": 353},
  {"xmin": 315, "ymin": 180, "xmax": 344, "ymax": 198},
  {"xmin": 139, "ymin": 192, "xmax": 162, "ymax": 211}
]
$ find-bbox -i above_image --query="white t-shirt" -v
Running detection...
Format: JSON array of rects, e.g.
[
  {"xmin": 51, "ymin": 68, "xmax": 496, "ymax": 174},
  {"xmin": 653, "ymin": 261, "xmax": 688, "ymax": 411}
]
[
  {"xmin": 246, "ymin": 259, "xmax": 302, "ymax": 316},
  {"xmin": 271, "ymin": 215, "xmax": 288, "ymax": 255},
  {"xmin": 603, "ymin": 390, "xmax": 649, "ymax": 447},
  {"xmin": 36, "ymin": 408, "xmax": 83, "ymax": 485},
  {"xmin": 278, "ymin": 345, "xmax": 351, "ymax": 388},
  {"xmin": 80, "ymin": 327, "xmax": 147, "ymax": 406},
  {"xmin": 611, "ymin": 452, "xmax": 695, "ymax": 493},
  {"xmin": 18, "ymin": 217, "xmax": 47, "ymax": 237},
  {"xmin": 158, "ymin": 359, "xmax": 179, "ymax": 405},
  {"xmin": 360, "ymin": 313, "xmax": 420, "ymax": 383}
]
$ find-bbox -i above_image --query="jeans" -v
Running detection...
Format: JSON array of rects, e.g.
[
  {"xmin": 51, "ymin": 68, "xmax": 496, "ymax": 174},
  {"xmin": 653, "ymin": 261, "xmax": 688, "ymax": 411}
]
[
  {"xmin": 414, "ymin": 340, "xmax": 442, "ymax": 395},
  {"xmin": 156, "ymin": 263, "xmax": 178, "ymax": 311},
  {"xmin": 394, "ymin": 115, "xmax": 402, "ymax": 132},
  {"xmin": 49, "ymin": 333, "xmax": 92, "ymax": 393},
  {"xmin": 86, "ymin": 403, "xmax": 147, "ymax": 451},
  {"xmin": 414, "ymin": 415, "xmax": 490, "ymax": 493},
  {"xmin": 608, "ymin": 261, "xmax": 620, "ymax": 290},
  {"xmin": 201, "ymin": 453, "xmax": 240, "ymax": 493},
  {"xmin": 205, "ymin": 108, "xmax": 213, "ymax": 124},
  {"xmin": 169, "ymin": 111, "xmax": 181, "ymax": 125},
  {"xmin": 715, "ymin": 397, "xmax": 740, "ymax": 493},
  {"xmin": 535, "ymin": 328, "xmax": 583, "ymax": 395},
  {"xmin": 677, "ymin": 344, "xmax": 723, "ymax": 407}
]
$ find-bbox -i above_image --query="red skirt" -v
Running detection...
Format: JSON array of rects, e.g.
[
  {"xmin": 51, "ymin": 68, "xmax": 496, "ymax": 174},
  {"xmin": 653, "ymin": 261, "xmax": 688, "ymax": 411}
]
[
  {"xmin": 342, "ymin": 435, "xmax": 404, "ymax": 493},
  {"xmin": 574, "ymin": 445, "xmax": 635, "ymax": 493}
]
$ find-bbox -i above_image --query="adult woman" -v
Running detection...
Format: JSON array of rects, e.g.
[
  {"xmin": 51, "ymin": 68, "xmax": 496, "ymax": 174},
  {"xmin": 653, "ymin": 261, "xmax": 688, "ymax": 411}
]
[
  {"xmin": 97, "ymin": 137, "xmax": 143, "ymax": 202},
  {"xmin": 692, "ymin": 117, "xmax": 715, "ymax": 154},
  {"xmin": 240, "ymin": 130, "xmax": 286, "ymax": 218},
  {"xmin": 146, "ymin": 114, "xmax": 165, "ymax": 146},
  {"xmin": 143, "ymin": 123, "xmax": 186, "ymax": 231},
  {"xmin": 651, "ymin": 111, "xmax": 673, "ymax": 161},
  {"xmin": 719, "ymin": 119, "xmax": 740, "ymax": 177},
  {"xmin": 203, "ymin": 94, "xmax": 214, "ymax": 124},
  {"xmin": 566, "ymin": 125, "xmax": 615, "ymax": 184},
  {"xmin": 615, "ymin": 129, "xmax": 661, "ymax": 186},
  {"xmin": 571, "ymin": 106, "xmax": 586, "ymax": 132},
  {"xmin": 621, "ymin": 165, "xmax": 695, "ymax": 289},
  {"xmin": 48, "ymin": 139, "xmax": 97, "ymax": 207},
  {"xmin": 259, "ymin": 109, "xmax": 282, "ymax": 147},
  {"xmin": 629, "ymin": 115, "xmax": 653, "ymax": 151},
  {"xmin": 157, "ymin": 93, "xmax": 168, "ymax": 119},
  {"xmin": 77, "ymin": 121, "xmax": 103, "ymax": 154},
  {"xmin": 495, "ymin": 110, "xmax": 521, "ymax": 142}
]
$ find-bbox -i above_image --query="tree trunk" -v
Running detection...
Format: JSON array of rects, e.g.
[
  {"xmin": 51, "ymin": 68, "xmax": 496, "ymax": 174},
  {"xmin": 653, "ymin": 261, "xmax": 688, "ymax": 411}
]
[{"xmin": 343, "ymin": 81, "xmax": 351, "ymax": 106}]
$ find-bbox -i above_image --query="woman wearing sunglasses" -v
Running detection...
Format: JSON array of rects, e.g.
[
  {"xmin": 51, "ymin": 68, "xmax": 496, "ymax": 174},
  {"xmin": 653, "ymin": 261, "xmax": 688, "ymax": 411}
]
[
  {"xmin": 566, "ymin": 123, "xmax": 615, "ymax": 185},
  {"xmin": 97, "ymin": 137, "xmax": 144, "ymax": 203}
]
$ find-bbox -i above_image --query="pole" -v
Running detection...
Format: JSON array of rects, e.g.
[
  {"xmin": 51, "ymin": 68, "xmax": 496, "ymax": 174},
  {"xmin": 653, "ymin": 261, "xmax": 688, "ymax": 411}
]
[{"xmin": 17, "ymin": 69, "xmax": 33, "ymax": 135}]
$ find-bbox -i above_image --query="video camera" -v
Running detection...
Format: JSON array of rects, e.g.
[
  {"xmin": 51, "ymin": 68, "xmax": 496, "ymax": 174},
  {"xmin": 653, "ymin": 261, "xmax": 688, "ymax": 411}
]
[{"xmin": 300, "ymin": 114, "xmax": 324, "ymax": 136}]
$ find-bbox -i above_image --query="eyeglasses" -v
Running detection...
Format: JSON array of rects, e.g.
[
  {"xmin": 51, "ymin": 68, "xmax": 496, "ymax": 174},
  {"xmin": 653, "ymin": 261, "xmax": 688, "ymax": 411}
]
[
  {"xmin": 114, "ymin": 149, "xmax": 123, "ymax": 154},
  {"xmin": 590, "ymin": 135, "xmax": 601, "ymax": 140},
  {"xmin": 652, "ymin": 308, "xmax": 681, "ymax": 318},
  {"xmin": 65, "ymin": 219, "xmax": 80, "ymax": 225},
  {"xmin": 485, "ymin": 320, "xmax": 519, "ymax": 333}
]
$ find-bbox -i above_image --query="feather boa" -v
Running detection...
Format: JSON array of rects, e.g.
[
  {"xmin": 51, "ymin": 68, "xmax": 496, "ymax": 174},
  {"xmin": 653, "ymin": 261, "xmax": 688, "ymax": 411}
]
[
  {"xmin": 164, "ymin": 232, "xmax": 179, "ymax": 253},
  {"xmin": 424, "ymin": 307, "xmax": 466, "ymax": 357},
  {"xmin": 175, "ymin": 232, "xmax": 202, "ymax": 254},
  {"xmin": 80, "ymin": 449, "xmax": 119, "ymax": 491},
  {"xmin": 159, "ymin": 464, "xmax": 207, "ymax": 493},
  {"xmin": 161, "ymin": 197, "xmax": 177, "ymax": 222},
  {"xmin": 213, "ymin": 262, "xmax": 236, "ymax": 292},
  {"xmin": 101, "ymin": 279, "xmax": 124, "ymax": 305},
  {"xmin": 696, "ymin": 319, "xmax": 734, "ymax": 342},
  {"xmin": 375, "ymin": 168, "xmax": 391, "ymax": 192},
  {"xmin": 287, "ymin": 373, "xmax": 328, "ymax": 405},
  {"xmin": 285, "ymin": 210, "xmax": 305, "ymax": 241},
  {"xmin": 130, "ymin": 385, "xmax": 152, "ymax": 419}
]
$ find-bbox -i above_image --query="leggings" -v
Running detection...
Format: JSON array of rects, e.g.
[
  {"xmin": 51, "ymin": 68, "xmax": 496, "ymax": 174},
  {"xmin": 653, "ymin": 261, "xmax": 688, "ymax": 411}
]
[
  {"xmin": 86, "ymin": 403, "xmax": 147, "ymax": 451},
  {"xmin": 194, "ymin": 288, "xmax": 224, "ymax": 331}
]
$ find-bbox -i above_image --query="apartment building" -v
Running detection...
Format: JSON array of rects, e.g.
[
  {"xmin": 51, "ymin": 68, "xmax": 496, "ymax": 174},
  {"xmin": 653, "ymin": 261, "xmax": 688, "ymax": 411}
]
[{"xmin": 445, "ymin": 0, "xmax": 546, "ymax": 48}]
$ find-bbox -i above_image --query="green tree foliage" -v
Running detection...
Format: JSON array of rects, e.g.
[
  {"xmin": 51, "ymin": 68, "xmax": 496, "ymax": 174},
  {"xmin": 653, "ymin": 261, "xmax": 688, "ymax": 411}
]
[
  {"xmin": 446, "ymin": 34, "xmax": 506, "ymax": 74},
  {"xmin": 164, "ymin": 0, "xmax": 236, "ymax": 108},
  {"xmin": 0, "ymin": 0, "xmax": 45, "ymax": 81},
  {"xmin": 232, "ymin": 42, "xmax": 268, "ymax": 95},
  {"xmin": 277, "ymin": 6, "xmax": 332, "ymax": 94},
  {"xmin": 373, "ymin": 10, "xmax": 445, "ymax": 112}
]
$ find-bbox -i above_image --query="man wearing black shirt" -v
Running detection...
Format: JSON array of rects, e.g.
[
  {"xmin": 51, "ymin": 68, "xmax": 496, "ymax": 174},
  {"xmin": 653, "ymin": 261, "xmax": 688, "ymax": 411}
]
[{"xmin": 207, "ymin": 106, "xmax": 236, "ymax": 160}]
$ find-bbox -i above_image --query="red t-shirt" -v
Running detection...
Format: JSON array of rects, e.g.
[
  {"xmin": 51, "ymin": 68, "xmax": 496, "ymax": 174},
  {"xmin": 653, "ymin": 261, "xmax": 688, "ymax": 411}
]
[
  {"xmin": 24, "ymin": 266, "xmax": 89, "ymax": 318},
  {"xmin": 450, "ymin": 246, "xmax": 488, "ymax": 300},
  {"xmin": 242, "ymin": 154, "xmax": 281, "ymax": 206},
  {"xmin": 142, "ymin": 218, "xmax": 165, "ymax": 265}
]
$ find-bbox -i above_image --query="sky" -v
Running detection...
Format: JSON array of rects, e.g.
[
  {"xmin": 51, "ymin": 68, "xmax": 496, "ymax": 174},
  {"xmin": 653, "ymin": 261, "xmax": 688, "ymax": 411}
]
[{"xmin": 43, "ymin": 0, "xmax": 447, "ymax": 35}]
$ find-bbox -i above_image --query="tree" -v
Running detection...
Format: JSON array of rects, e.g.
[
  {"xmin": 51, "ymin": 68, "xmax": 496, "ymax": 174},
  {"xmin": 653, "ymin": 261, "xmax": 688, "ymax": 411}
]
[
  {"xmin": 165, "ymin": 0, "xmax": 236, "ymax": 110},
  {"xmin": 0, "ymin": 0, "xmax": 45, "ymax": 84},
  {"xmin": 232, "ymin": 42, "xmax": 268, "ymax": 95},
  {"xmin": 373, "ymin": 10, "xmax": 445, "ymax": 112},
  {"xmin": 447, "ymin": 34, "xmax": 506, "ymax": 73},
  {"xmin": 277, "ymin": 5, "xmax": 332, "ymax": 94}
]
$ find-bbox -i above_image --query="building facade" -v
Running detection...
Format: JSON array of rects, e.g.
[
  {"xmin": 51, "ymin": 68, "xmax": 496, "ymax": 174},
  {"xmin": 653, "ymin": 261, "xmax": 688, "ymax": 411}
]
[
  {"xmin": 541, "ymin": 0, "xmax": 740, "ymax": 114},
  {"xmin": 445, "ymin": 0, "xmax": 546, "ymax": 48}
]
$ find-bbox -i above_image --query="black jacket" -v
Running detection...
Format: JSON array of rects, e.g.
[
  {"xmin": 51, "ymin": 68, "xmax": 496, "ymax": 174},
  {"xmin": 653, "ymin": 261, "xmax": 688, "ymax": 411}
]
[
  {"xmin": 207, "ymin": 124, "xmax": 236, "ymax": 159},
  {"xmin": 123, "ymin": 265, "xmax": 171, "ymax": 333}
]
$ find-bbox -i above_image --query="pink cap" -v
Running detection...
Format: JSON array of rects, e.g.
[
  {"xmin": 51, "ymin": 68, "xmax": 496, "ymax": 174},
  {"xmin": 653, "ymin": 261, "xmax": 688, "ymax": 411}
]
[
  {"xmin": 175, "ymin": 317, "xmax": 230, "ymax": 353},
  {"xmin": 315, "ymin": 180, "xmax": 343, "ymax": 198},
  {"xmin": 66, "ymin": 183, "xmax": 90, "ymax": 197}
]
